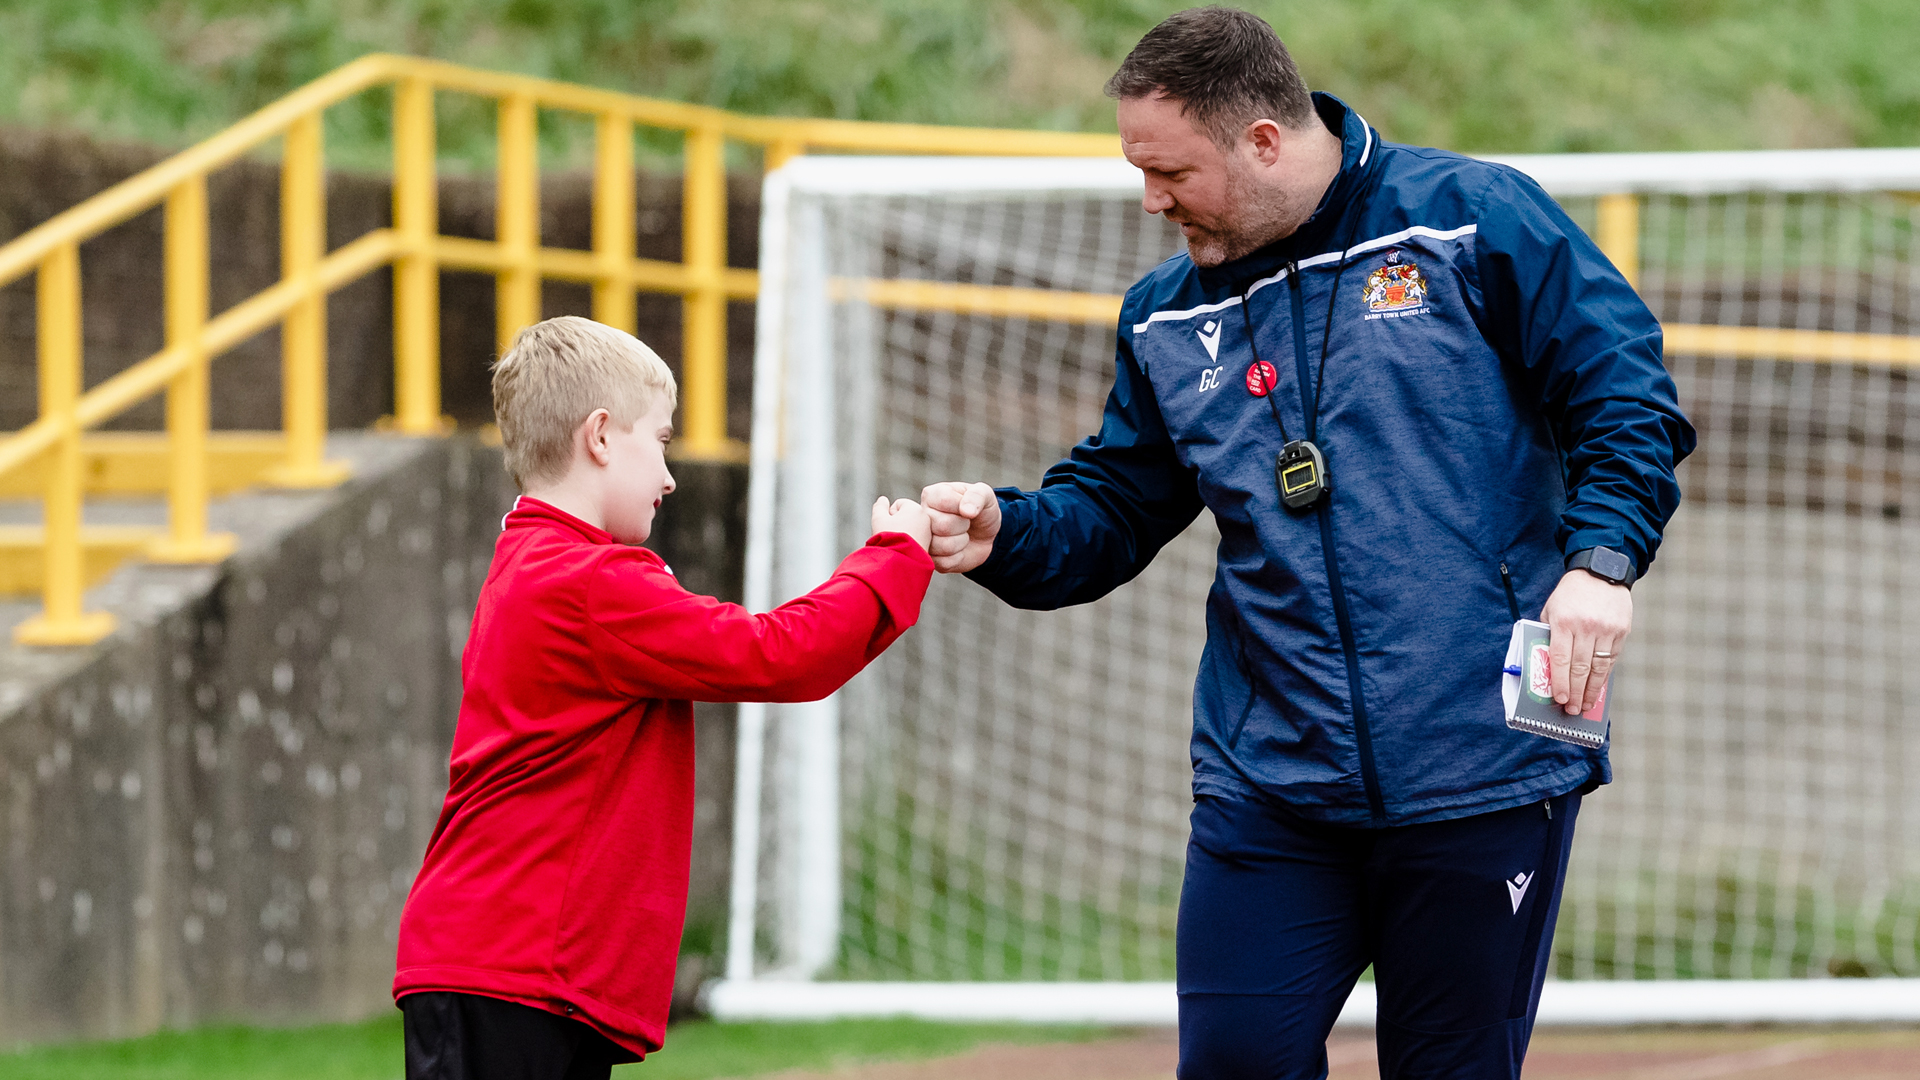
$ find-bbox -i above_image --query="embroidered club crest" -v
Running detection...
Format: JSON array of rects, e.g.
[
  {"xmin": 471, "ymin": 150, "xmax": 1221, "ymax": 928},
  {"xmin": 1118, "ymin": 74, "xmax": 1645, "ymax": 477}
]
[{"xmin": 1362, "ymin": 250, "xmax": 1428, "ymax": 314}]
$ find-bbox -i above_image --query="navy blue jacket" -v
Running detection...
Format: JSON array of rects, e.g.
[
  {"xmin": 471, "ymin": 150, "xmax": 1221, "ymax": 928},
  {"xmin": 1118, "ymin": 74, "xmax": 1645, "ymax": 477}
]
[{"xmin": 969, "ymin": 95, "xmax": 1696, "ymax": 826}]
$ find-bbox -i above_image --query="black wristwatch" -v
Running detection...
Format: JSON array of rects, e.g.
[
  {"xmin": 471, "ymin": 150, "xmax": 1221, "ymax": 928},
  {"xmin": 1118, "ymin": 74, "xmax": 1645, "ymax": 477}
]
[{"xmin": 1566, "ymin": 546, "xmax": 1636, "ymax": 588}]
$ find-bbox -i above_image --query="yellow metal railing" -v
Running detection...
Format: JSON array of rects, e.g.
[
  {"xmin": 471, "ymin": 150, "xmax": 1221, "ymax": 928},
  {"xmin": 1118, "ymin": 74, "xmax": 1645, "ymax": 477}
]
[
  {"xmin": 840, "ymin": 197, "xmax": 1920, "ymax": 369},
  {"xmin": 0, "ymin": 54, "xmax": 1116, "ymax": 646},
  {"xmin": 4, "ymin": 53, "xmax": 1916, "ymax": 648}
]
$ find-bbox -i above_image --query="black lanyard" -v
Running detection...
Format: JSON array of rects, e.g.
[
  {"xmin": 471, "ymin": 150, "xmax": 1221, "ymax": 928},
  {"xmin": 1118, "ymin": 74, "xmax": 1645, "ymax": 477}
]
[{"xmin": 1239, "ymin": 205, "xmax": 1365, "ymax": 511}]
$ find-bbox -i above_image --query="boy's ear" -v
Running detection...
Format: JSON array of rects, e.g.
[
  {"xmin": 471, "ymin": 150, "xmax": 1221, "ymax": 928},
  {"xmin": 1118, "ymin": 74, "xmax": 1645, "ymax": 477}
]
[{"xmin": 581, "ymin": 408, "xmax": 615, "ymax": 467}]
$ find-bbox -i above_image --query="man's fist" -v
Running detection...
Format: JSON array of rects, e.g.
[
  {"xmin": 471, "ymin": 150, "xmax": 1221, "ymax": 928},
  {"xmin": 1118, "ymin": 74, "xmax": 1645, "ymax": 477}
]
[
  {"xmin": 919, "ymin": 481, "xmax": 1001, "ymax": 574},
  {"xmin": 870, "ymin": 496, "xmax": 932, "ymax": 552}
]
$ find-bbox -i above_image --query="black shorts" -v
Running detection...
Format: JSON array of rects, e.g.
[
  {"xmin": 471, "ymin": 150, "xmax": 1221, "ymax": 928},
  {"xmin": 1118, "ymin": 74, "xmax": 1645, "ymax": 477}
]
[{"xmin": 400, "ymin": 991, "xmax": 640, "ymax": 1080}]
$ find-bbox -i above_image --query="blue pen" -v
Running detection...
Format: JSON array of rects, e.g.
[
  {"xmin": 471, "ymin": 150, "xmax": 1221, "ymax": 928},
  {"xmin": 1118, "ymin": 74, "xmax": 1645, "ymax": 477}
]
[{"xmin": 1503, "ymin": 664, "xmax": 1522, "ymax": 677}]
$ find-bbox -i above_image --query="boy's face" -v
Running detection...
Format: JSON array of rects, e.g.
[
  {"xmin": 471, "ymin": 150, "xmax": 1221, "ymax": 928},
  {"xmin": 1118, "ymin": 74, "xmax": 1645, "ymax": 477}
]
[{"xmin": 602, "ymin": 397, "xmax": 677, "ymax": 545}]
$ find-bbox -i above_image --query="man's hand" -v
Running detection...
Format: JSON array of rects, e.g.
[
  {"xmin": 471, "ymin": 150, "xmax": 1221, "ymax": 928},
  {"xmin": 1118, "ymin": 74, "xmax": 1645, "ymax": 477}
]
[
  {"xmin": 870, "ymin": 496, "xmax": 933, "ymax": 552},
  {"xmin": 1540, "ymin": 569, "xmax": 1633, "ymax": 716},
  {"xmin": 919, "ymin": 482, "xmax": 1001, "ymax": 574}
]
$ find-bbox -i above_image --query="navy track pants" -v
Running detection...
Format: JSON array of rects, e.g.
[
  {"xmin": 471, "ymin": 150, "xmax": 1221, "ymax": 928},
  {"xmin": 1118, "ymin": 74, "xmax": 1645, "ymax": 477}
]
[{"xmin": 1176, "ymin": 791, "xmax": 1580, "ymax": 1080}]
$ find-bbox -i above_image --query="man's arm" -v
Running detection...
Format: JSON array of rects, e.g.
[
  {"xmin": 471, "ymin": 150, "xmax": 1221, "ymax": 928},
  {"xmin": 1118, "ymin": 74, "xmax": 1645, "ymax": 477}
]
[
  {"xmin": 924, "ymin": 319, "xmax": 1205, "ymax": 611},
  {"xmin": 1475, "ymin": 169, "xmax": 1698, "ymax": 713}
]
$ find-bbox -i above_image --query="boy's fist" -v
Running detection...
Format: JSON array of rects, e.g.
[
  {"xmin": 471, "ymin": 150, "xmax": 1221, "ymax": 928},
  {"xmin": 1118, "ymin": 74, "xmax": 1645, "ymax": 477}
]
[{"xmin": 870, "ymin": 496, "xmax": 933, "ymax": 552}]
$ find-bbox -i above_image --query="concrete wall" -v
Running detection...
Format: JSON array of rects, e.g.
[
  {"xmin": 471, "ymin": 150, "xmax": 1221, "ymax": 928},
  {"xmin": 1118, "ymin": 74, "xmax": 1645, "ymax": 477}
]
[{"xmin": 0, "ymin": 435, "xmax": 746, "ymax": 1044}]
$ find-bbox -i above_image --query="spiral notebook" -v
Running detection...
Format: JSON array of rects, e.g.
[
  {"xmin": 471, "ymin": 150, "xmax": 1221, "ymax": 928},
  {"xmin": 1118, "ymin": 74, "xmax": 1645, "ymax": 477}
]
[{"xmin": 1502, "ymin": 619, "xmax": 1611, "ymax": 748}]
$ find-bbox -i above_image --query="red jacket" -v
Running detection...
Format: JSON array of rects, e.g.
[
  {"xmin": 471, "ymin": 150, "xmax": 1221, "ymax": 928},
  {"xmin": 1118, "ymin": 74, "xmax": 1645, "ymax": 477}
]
[{"xmin": 393, "ymin": 497, "xmax": 932, "ymax": 1055}]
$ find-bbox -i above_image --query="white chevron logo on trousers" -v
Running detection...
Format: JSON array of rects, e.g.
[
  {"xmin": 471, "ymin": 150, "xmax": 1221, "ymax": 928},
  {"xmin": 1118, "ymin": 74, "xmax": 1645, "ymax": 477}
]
[{"xmin": 1507, "ymin": 871, "xmax": 1533, "ymax": 913}]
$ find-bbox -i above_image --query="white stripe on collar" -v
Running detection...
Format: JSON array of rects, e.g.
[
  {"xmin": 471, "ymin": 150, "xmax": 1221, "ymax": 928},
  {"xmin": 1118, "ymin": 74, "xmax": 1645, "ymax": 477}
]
[
  {"xmin": 1130, "ymin": 293, "xmax": 1246, "ymax": 334},
  {"xmin": 1131, "ymin": 222, "xmax": 1477, "ymax": 334}
]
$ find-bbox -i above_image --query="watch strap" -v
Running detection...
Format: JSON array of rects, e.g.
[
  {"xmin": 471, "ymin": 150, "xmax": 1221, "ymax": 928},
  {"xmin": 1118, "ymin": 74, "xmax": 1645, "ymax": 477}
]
[{"xmin": 1566, "ymin": 545, "xmax": 1636, "ymax": 588}]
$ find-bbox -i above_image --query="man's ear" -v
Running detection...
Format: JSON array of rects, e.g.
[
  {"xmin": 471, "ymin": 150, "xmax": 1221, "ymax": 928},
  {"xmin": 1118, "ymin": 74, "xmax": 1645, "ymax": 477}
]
[
  {"xmin": 581, "ymin": 408, "xmax": 614, "ymax": 467},
  {"xmin": 1244, "ymin": 118, "xmax": 1285, "ymax": 168}
]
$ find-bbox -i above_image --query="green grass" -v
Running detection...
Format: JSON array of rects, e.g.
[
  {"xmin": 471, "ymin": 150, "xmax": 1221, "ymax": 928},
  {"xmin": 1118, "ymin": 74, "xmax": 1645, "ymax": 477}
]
[
  {"xmin": 1, "ymin": 1, "xmax": 1918, "ymax": 171},
  {"xmin": 0, "ymin": 1015, "xmax": 1109, "ymax": 1080},
  {"xmin": 1555, "ymin": 868, "xmax": 1920, "ymax": 981},
  {"xmin": 630, "ymin": 1018, "xmax": 1108, "ymax": 1079},
  {"xmin": 0, "ymin": 1016, "xmax": 405, "ymax": 1080},
  {"xmin": 839, "ymin": 793, "xmax": 1181, "ymax": 981}
]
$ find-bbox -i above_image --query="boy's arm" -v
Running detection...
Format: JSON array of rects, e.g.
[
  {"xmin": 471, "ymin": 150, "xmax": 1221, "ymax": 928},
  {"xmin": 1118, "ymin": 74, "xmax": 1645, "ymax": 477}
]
[{"xmin": 585, "ymin": 533, "xmax": 934, "ymax": 704}]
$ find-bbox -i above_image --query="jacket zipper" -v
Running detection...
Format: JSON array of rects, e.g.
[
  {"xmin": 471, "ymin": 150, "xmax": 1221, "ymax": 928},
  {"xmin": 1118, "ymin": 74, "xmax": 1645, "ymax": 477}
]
[
  {"xmin": 1226, "ymin": 634, "xmax": 1258, "ymax": 751},
  {"xmin": 1288, "ymin": 265, "xmax": 1386, "ymax": 824},
  {"xmin": 1500, "ymin": 562, "xmax": 1522, "ymax": 622}
]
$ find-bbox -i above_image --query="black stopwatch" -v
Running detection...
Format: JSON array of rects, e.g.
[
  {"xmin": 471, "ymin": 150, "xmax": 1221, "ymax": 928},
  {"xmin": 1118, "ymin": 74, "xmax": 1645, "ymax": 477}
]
[{"xmin": 1275, "ymin": 439, "xmax": 1328, "ymax": 510}]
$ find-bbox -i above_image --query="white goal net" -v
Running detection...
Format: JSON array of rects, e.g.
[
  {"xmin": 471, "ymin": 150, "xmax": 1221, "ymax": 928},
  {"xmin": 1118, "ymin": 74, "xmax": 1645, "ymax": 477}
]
[{"xmin": 720, "ymin": 151, "xmax": 1920, "ymax": 1022}]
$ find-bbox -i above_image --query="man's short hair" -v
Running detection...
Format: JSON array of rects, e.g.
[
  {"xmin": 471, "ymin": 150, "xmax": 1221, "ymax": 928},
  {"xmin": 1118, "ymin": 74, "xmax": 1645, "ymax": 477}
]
[
  {"xmin": 491, "ymin": 315, "xmax": 677, "ymax": 490},
  {"xmin": 1104, "ymin": 6, "xmax": 1315, "ymax": 146}
]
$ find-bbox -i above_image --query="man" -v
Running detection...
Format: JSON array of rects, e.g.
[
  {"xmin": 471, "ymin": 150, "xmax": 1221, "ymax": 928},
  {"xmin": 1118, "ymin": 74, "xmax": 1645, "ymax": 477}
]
[{"xmin": 921, "ymin": 7, "xmax": 1695, "ymax": 1079}]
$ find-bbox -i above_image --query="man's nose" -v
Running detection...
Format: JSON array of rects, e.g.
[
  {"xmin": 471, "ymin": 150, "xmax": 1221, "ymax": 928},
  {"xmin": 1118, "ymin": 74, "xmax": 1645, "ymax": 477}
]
[{"xmin": 1141, "ymin": 182, "xmax": 1174, "ymax": 215}]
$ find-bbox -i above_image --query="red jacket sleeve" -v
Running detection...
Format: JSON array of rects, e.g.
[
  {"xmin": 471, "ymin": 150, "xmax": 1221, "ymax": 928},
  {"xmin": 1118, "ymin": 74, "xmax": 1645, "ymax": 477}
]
[{"xmin": 584, "ymin": 532, "xmax": 934, "ymax": 703}]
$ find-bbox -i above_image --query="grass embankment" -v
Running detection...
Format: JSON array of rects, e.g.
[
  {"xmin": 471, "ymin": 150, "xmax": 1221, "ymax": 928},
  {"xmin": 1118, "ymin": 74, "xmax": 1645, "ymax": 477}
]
[
  {"xmin": 0, "ymin": 1016, "xmax": 1107, "ymax": 1080},
  {"xmin": 0, "ymin": 0, "xmax": 1916, "ymax": 171}
]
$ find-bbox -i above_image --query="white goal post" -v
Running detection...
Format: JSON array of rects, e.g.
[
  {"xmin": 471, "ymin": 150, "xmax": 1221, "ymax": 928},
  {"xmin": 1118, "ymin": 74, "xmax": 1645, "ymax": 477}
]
[{"xmin": 712, "ymin": 149, "xmax": 1920, "ymax": 1024}]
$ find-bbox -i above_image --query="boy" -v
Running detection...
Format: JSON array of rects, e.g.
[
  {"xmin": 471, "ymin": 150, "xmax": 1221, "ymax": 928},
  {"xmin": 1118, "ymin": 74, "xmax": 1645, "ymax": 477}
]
[{"xmin": 394, "ymin": 316, "xmax": 933, "ymax": 1079}]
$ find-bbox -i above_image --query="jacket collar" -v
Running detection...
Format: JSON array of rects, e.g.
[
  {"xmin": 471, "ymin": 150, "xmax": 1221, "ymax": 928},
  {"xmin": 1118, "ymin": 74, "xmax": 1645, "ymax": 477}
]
[
  {"xmin": 503, "ymin": 495, "xmax": 614, "ymax": 544},
  {"xmin": 1195, "ymin": 92, "xmax": 1380, "ymax": 293}
]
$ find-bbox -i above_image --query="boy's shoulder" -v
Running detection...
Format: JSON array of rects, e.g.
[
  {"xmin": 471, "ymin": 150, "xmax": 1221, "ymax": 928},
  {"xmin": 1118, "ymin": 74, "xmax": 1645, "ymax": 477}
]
[
  {"xmin": 494, "ymin": 517, "xmax": 669, "ymax": 586},
  {"xmin": 497, "ymin": 499, "xmax": 664, "ymax": 562},
  {"xmin": 470, "ymin": 509, "xmax": 682, "ymax": 667},
  {"xmin": 481, "ymin": 500, "xmax": 667, "ymax": 614},
  {"xmin": 581, "ymin": 541, "xmax": 675, "ymax": 590}
]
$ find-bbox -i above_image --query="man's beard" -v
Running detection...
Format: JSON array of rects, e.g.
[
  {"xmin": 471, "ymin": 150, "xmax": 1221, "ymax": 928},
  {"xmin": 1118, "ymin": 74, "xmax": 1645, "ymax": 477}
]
[{"xmin": 1181, "ymin": 162, "xmax": 1298, "ymax": 268}]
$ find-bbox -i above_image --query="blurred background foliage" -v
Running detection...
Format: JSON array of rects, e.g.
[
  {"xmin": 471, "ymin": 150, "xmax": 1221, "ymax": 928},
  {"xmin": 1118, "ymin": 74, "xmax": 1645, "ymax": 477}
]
[{"xmin": 0, "ymin": 0, "xmax": 1915, "ymax": 168}]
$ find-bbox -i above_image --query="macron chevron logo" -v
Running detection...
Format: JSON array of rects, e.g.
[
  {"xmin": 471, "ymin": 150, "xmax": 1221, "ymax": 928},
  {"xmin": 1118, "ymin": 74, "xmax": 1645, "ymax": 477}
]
[
  {"xmin": 1196, "ymin": 320, "xmax": 1222, "ymax": 360},
  {"xmin": 1507, "ymin": 871, "xmax": 1533, "ymax": 913}
]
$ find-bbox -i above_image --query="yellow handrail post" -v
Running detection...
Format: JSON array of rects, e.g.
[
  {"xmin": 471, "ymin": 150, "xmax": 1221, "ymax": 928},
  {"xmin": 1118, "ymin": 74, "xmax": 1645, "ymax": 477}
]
[
  {"xmin": 764, "ymin": 137, "xmax": 805, "ymax": 174},
  {"xmin": 393, "ymin": 75, "xmax": 444, "ymax": 434},
  {"xmin": 592, "ymin": 110, "xmax": 636, "ymax": 334},
  {"xmin": 150, "ymin": 177, "xmax": 236, "ymax": 565},
  {"xmin": 265, "ymin": 110, "xmax": 350, "ymax": 488},
  {"xmin": 496, "ymin": 92, "xmax": 541, "ymax": 357},
  {"xmin": 681, "ymin": 122, "xmax": 730, "ymax": 458},
  {"xmin": 14, "ymin": 243, "xmax": 115, "ymax": 646},
  {"xmin": 1597, "ymin": 192, "xmax": 1640, "ymax": 292}
]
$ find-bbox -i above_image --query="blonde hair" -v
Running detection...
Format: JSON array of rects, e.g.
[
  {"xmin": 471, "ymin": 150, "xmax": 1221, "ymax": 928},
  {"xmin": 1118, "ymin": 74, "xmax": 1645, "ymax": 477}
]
[{"xmin": 491, "ymin": 316, "xmax": 677, "ymax": 489}]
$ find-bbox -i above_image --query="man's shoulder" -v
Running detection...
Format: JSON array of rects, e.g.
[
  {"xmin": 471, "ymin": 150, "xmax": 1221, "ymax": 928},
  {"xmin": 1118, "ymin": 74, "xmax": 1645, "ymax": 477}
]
[
  {"xmin": 1128, "ymin": 250, "xmax": 1199, "ymax": 302},
  {"xmin": 1122, "ymin": 251, "xmax": 1223, "ymax": 331},
  {"xmin": 1373, "ymin": 141, "xmax": 1549, "ymax": 214}
]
